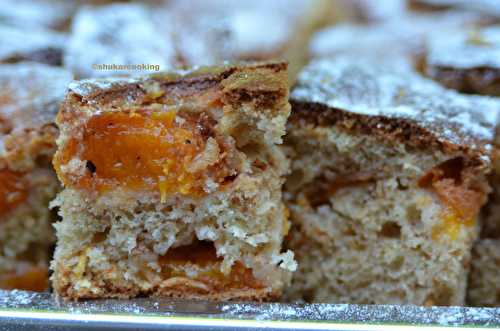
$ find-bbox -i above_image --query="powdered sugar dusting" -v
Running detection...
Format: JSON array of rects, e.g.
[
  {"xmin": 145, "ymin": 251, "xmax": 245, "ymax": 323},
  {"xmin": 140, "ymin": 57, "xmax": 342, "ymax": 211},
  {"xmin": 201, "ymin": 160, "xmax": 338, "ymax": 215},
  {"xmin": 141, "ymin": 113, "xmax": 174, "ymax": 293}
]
[
  {"xmin": 67, "ymin": 77, "xmax": 140, "ymax": 98},
  {"xmin": 310, "ymin": 11, "xmax": 481, "ymax": 60},
  {"xmin": 65, "ymin": 3, "xmax": 177, "ymax": 79},
  {"xmin": 427, "ymin": 25, "xmax": 500, "ymax": 69},
  {"xmin": 292, "ymin": 57, "xmax": 500, "ymax": 154},
  {"xmin": 0, "ymin": 24, "xmax": 67, "ymax": 62},
  {"xmin": 0, "ymin": 62, "xmax": 73, "ymax": 135},
  {"xmin": 0, "ymin": 0, "xmax": 75, "ymax": 30},
  {"xmin": 167, "ymin": 0, "xmax": 309, "ymax": 66}
]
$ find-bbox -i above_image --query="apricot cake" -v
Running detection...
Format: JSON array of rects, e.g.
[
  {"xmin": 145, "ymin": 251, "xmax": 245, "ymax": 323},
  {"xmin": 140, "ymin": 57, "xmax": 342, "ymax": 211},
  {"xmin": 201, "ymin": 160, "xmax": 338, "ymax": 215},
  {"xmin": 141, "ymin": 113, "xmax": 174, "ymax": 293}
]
[
  {"xmin": 283, "ymin": 57, "xmax": 498, "ymax": 305},
  {"xmin": 65, "ymin": 3, "xmax": 177, "ymax": 78},
  {"xmin": 0, "ymin": 62, "xmax": 73, "ymax": 291},
  {"xmin": 422, "ymin": 25, "xmax": 500, "ymax": 96},
  {"xmin": 51, "ymin": 62, "xmax": 296, "ymax": 301}
]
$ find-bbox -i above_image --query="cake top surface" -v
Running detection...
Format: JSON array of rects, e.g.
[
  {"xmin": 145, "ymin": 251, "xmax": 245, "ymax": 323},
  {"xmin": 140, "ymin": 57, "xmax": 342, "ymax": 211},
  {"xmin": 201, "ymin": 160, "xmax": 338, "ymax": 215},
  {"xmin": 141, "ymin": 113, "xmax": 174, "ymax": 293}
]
[
  {"xmin": 426, "ymin": 25, "xmax": 500, "ymax": 69},
  {"xmin": 0, "ymin": 24, "xmax": 67, "ymax": 62},
  {"xmin": 165, "ymin": 0, "xmax": 309, "ymax": 66},
  {"xmin": 0, "ymin": 0, "xmax": 75, "ymax": 30},
  {"xmin": 66, "ymin": 61, "xmax": 288, "ymax": 102},
  {"xmin": 65, "ymin": 3, "xmax": 177, "ymax": 79},
  {"xmin": 0, "ymin": 62, "xmax": 73, "ymax": 137},
  {"xmin": 291, "ymin": 57, "xmax": 500, "ymax": 156},
  {"xmin": 310, "ymin": 11, "xmax": 480, "ymax": 59}
]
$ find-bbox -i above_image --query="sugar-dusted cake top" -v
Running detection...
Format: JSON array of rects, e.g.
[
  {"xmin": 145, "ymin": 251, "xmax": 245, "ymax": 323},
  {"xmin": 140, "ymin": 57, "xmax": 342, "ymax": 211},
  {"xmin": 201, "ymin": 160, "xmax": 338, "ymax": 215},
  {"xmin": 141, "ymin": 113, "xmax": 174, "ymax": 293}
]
[
  {"xmin": 0, "ymin": 0, "xmax": 75, "ymax": 30},
  {"xmin": 426, "ymin": 25, "xmax": 500, "ymax": 69},
  {"xmin": 65, "ymin": 3, "xmax": 177, "ymax": 78},
  {"xmin": 291, "ymin": 57, "xmax": 499, "ymax": 156},
  {"xmin": 0, "ymin": 24, "xmax": 67, "ymax": 65},
  {"xmin": 165, "ymin": 0, "xmax": 311, "ymax": 66},
  {"xmin": 0, "ymin": 62, "xmax": 73, "ymax": 135},
  {"xmin": 64, "ymin": 61, "xmax": 288, "ymax": 110},
  {"xmin": 310, "ymin": 11, "xmax": 481, "ymax": 60}
]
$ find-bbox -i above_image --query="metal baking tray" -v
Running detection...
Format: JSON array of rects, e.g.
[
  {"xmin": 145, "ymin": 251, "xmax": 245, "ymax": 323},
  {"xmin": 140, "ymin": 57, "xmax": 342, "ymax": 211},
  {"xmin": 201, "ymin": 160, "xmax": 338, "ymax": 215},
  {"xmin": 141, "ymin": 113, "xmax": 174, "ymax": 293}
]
[{"xmin": 1, "ymin": 290, "xmax": 499, "ymax": 330}]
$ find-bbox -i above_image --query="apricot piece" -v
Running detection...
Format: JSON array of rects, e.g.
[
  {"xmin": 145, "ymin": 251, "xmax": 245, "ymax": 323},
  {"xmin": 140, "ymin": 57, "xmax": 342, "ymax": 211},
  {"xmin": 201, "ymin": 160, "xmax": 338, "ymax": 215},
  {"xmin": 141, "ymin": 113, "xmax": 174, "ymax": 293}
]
[
  {"xmin": 0, "ymin": 266, "xmax": 48, "ymax": 291},
  {"xmin": 55, "ymin": 109, "xmax": 226, "ymax": 197},
  {"xmin": 0, "ymin": 169, "xmax": 28, "ymax": 217},
  {"xmin": 418, "ymin": 158, "xmax": 483, "ymax": 240},
  {"xmin": 159, "ymin": 241, "xmax": 263, "ymax": 290}
]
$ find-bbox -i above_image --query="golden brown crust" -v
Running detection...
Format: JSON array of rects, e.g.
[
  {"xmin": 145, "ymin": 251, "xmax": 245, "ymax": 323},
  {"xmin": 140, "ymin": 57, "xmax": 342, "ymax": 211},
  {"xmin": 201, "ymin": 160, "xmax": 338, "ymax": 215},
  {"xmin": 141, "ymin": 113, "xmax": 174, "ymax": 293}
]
[
  {"xmin": 290, "ymin": 100, "xmax": 490, "ymax": 170},
  {"xmin": 63, "ymin": 62, "xmax": 288, "ymax": 111},
  {"xmin": 53, "ymin": 264, "xmax": 278, "ymax": 302},
  {"xmin": 290, "ymin": 58, "xmax": 499, "ymax": 171}
]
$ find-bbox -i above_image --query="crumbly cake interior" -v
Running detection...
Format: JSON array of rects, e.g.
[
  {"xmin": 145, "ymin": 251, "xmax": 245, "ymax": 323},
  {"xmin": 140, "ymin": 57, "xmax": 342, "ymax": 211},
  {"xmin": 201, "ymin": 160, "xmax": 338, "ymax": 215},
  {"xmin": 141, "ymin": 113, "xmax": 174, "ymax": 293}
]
[
  {"xmin": 468, "ymin": 141, "xmax": 500, "ymax": 306},
  {"xmin": 284, "ymin": 124, "xmax": 487, "ymax": 305},
  {"xmin": 0, "ymin": 63, "xmax": 72, "ymax": 291},
  {"xmin": 283, "ymin": 58, "xmax": 497, "ymax": 305},
  {"xmin": 51, "ymin": 63, "xmax": 296, "ymax": 300}
]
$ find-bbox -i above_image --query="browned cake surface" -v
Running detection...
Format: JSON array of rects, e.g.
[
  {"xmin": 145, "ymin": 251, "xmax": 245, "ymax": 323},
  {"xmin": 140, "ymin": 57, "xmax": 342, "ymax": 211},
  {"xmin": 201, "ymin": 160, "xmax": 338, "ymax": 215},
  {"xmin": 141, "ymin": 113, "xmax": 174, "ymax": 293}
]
[
  {"xmin": 51, "ymin": 62, "xmax": 295, "ymax": 301},
  {"xmin": 0, "ymin": 62, "xmax": 72, "ymax": 291}
]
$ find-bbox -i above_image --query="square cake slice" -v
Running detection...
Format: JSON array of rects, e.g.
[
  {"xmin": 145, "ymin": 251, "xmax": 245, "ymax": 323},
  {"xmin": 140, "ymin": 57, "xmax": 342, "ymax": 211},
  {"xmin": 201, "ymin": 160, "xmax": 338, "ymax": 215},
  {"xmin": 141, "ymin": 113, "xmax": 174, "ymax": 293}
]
[
  {"xmin": 51, "ymin": 62, "xmax": 295, "ymax": 301},
  {"xmin": 422, "ymin": 25, "xmax": 500, "ymax": 97},
  {"xmin": 283, "ymin": 58, "xmax": 498, "ymax": 305},
  {"xmin": 0, "ymin": 62, "xmax": 72, "ymax": 291}
]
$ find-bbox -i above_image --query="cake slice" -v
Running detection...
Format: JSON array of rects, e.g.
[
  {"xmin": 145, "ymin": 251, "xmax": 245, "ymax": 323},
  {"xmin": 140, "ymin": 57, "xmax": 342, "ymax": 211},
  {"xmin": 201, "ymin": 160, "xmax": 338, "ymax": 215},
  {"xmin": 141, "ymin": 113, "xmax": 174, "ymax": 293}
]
[
  {"xmin": 419, "ymin": 25, "xmax": 500, "ymax": 306},
  {"xmin": 283, "ymin": 57, "xmax": 498, "ymax": 305},
  {"xmin": 0, "ymin": 62, "xmax": 73, "ymax": 291},
  {"xmin": 422, "ymin": 25, "xmax": 500, "ymax": 96},
  {"xmin": 51, "ymin": 62, "xmax": 295, "ymax": 301}
]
